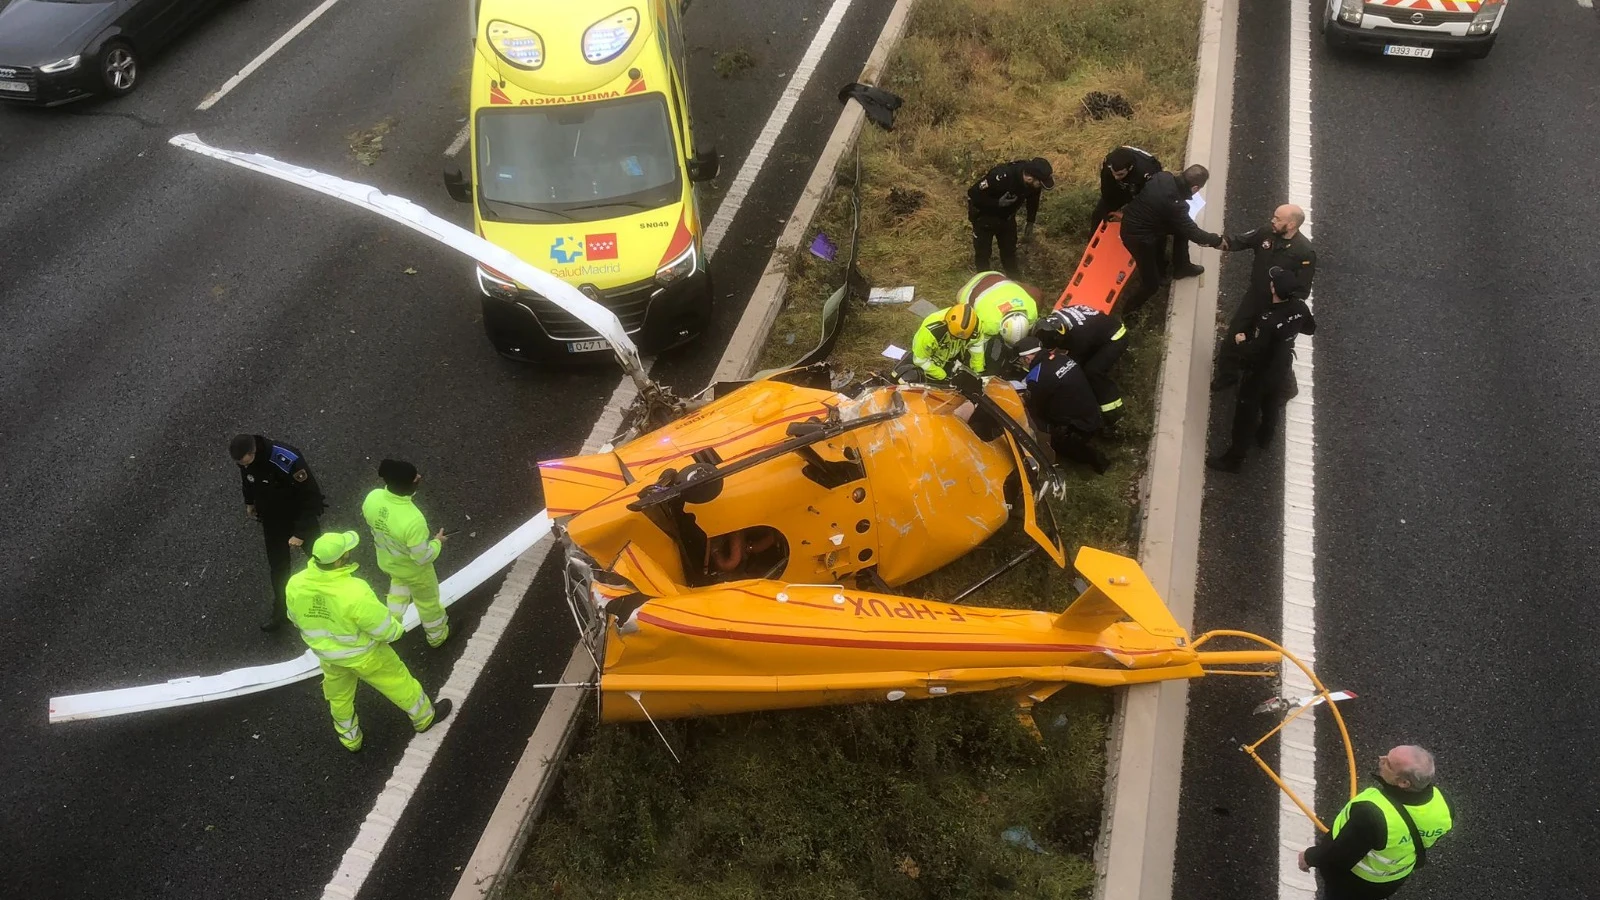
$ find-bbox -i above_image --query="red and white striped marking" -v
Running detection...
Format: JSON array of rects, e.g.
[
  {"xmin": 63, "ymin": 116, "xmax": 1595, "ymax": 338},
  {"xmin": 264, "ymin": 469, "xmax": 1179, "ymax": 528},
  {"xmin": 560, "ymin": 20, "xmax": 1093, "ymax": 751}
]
[{"xmin": 1365, "ymin": 0, "xmax": 1481, "ymax": 11}]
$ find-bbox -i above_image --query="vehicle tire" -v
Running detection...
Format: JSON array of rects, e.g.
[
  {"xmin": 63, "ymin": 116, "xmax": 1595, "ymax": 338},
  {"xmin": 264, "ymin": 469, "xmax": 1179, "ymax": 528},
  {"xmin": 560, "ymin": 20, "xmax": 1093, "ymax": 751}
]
[{"xmin": 100, "ymin": 41, "xmax": 139, "ymax": 97}]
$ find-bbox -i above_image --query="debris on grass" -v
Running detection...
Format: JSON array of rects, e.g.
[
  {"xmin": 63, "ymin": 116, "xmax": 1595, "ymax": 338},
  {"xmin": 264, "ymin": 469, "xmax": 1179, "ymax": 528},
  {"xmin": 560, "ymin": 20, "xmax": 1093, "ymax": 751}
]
[{"xmin": 1081, "ymin": 90, "xmax": 1136, "ymax": 120}]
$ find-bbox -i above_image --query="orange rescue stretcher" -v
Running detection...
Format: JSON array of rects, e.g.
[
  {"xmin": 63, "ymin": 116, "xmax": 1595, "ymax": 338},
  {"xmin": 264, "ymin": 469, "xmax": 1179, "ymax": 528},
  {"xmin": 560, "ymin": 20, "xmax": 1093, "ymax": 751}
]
[{"xmin": 1054, "ymin": 220, "xmax": 1136, "ymax": 314}]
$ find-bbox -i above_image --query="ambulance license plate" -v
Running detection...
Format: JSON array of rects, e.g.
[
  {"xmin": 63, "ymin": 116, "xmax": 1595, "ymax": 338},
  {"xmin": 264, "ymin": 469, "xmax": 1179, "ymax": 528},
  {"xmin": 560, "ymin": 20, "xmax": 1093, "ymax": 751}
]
[
  {"xmin": 1383, "ymin": 45, "xmax": 1434, "ymax": 58},
  {"xmin": 566, "ymin": 339, "xmax": 609, "ymax": 353}
]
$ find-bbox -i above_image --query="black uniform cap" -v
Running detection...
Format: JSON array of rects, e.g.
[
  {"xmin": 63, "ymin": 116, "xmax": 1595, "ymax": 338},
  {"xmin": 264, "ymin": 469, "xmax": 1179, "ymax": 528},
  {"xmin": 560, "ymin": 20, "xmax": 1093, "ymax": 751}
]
[
  {"xmin": 1023, "ymin": 157, "xmax": 1055, "ymax": 189},
  {"xmin": 1268, "ymin": 266, "xmax": 1301, "ymax": 300},
  {"xmin": 378, "ymin": 459, "xmax": 418, "ymax": 492}
]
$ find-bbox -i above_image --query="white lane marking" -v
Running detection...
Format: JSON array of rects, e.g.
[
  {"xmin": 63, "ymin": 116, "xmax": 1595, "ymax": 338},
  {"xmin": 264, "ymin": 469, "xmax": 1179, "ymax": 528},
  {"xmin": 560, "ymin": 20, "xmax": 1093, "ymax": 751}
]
[
  {"xmin": 445, "ymin": 124, "xmax": 471, "ymax": 158},
  {"xmin": 197, "ymin": 0, "xmax": 347, "ymax": 111},
  {"xmin": 1579, "ymin": 0, "xmax": 1594, "ymax": 10},
  {"xmin": 1281, "ymin": 0, "xmax": 1320, "ymax": 897},
  {"xmin": 702, "ymin": 0, "xmax": 855, "ymax": 258},
  {"xmin": 321, "ymin": 3, "xmax": 861, "ymax": 895}
]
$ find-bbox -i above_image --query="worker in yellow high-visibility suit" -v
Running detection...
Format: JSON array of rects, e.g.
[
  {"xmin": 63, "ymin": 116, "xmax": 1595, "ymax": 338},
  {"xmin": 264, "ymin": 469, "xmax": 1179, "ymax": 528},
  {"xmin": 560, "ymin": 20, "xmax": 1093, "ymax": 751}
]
[
  {"xmin": 958, "ymin": 271, "xmax": 1040, "ymax": 375},
  {"xmin": 286, "ymin": 531, "xmax": 451, "ymax": 752},
  {"xmin": 903, "ymin": 303, "xmax": 980, "ymax": 383},
  {"xmin": 362, "ymin": 460, "xmax": 450, "ymax": 648}
]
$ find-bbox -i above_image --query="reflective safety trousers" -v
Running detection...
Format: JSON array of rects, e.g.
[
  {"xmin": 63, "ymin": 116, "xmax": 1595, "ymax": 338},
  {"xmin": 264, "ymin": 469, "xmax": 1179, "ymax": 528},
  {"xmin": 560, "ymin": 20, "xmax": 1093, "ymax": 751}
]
[
  {"xmin": 319, "ymin": 644, "xmax": 435, "ymax": 751},
  {"xmin": 362, "ymin": 488, "xmax": 449, "ymax": 646},
  {"xmin": 1332, "ymin": 786, "xmax": 1453, "ymax": 883}
]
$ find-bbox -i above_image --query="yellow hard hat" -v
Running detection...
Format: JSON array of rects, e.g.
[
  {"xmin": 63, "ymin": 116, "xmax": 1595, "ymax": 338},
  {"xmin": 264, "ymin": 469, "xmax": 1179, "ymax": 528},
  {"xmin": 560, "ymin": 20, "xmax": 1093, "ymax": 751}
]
[{"xmin": 944, "ymin": 304, "xmax": 979, "ymax": 340}]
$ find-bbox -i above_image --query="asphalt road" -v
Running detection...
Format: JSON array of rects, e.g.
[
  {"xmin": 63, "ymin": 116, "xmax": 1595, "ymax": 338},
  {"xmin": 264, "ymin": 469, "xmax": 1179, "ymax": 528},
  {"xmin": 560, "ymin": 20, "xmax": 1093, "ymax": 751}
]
[
  {"xmin": 1177, "ymin": 2, "xmax": 1600, "ymax": 898},
  {"xmin": 0, "ymin": 0, "xmax": 896, "ymax": 896}
]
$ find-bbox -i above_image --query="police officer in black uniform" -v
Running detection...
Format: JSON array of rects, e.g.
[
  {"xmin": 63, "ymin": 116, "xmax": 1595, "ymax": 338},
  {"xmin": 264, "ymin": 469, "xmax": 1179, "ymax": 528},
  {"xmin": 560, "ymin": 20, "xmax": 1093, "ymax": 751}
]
[
  {"xmin": 967, "ymin": 157, "xmax": 1054, "ymax": 279},
  {"xmin": 1206, "ymin": 268, "xmax": 1317, "ymax": 473},
  {"xmin": 1034, "ymin": 305, "xmax": 1129, "ymax": 427},
  {"xmin": 1022, "ymin": 346, "xmax": 1110, "ymax": 475},
  {"xmin": 1093, "ymin": 146, "xmax": 1201, "ymax": 281},
  {"xmin": 1117, "ymin": 164, "xmax": 1224, "ymax": 318},
  {"xmin": 1212, "ymin": 203, "xmax": 1318, "ymax": 390},
  {"xmin": 230, "ymin": 433, "xmax": 328, "ymax": 631}
]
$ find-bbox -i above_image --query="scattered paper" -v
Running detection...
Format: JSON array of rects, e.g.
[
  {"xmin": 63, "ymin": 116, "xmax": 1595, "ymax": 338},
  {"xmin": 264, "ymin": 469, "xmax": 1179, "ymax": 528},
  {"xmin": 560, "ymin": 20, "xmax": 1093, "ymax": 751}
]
[
  {"xmin": 907, "ymin": 299, "xmax": 940, "ymax": 320},
  {"xmin": 868, "ymin": 286, "xmax": 915, "ymax": 305},
  {"xmin": 881, "ymin": 343, "xmax": 909, "ymax": 361}
]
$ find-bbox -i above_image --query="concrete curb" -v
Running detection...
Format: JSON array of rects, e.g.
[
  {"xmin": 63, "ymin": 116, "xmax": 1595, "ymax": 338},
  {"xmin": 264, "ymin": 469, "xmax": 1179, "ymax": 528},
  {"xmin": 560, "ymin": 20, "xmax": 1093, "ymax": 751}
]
[
  {"xmin": 1093, "ymin": 0, "xmax": 1239, "ymax": 898},
  {"xmin": 448, "ymin": 644, "xmax": 594, "ymax": 900},
  {"xmin": 447, "ymin": 3, "xmax": 921, "ymax": 898}
]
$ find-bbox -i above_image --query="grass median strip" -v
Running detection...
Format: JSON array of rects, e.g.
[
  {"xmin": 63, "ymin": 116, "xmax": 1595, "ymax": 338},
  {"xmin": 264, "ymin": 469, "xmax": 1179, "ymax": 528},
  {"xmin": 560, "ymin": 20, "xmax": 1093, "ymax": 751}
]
[{"xmin": 510, "ymin": 0, "xmax": 1201, "ymax": 896}]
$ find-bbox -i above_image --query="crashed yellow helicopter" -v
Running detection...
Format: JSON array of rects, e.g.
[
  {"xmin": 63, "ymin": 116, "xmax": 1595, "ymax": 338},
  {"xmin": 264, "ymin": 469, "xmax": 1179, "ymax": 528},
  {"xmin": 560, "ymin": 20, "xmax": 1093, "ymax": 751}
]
[{"xmin": 169, "ymin": 132, "xmax": 1358, "ymax": 831}]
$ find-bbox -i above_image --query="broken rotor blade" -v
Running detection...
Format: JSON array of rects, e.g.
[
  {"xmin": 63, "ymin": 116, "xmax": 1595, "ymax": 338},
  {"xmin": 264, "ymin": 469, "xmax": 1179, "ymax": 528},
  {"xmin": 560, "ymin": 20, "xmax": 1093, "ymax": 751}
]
[
  {"xmin": 166, "ymin": 132, "xmax": 649, "ymax": 389},
  {"xmin": 1253, "ymin": 689, "xmax": 1358, "ymax": 716}
]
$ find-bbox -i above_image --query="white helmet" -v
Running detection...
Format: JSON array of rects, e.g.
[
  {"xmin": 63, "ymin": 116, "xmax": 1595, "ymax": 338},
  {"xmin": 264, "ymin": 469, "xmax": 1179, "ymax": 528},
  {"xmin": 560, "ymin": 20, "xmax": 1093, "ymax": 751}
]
[{"xmin": 999, "ymin": 311, "xmax": 1032, "ymax": 346}]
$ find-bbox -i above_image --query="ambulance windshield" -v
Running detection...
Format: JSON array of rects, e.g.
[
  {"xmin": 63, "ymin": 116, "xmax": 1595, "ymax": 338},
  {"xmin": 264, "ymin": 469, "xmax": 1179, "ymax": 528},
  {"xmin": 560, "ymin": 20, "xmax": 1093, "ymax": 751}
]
[{"xmin": 475, "ymin": 94, "xmax": 681, "ymax": 224}]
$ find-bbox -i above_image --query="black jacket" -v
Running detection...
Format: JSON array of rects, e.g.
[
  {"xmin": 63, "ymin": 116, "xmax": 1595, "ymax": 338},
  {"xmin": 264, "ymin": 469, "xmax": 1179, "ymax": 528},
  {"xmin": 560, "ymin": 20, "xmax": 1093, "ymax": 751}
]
[
  {"xmin": 1118, "ymin": 171, "xmax": 1222, "ymax": 248},
  {"xmin": 967, "ymin": 161, "xmax": 1043, "ymax": 224},
  {"xmin": 1038, "ymin": 306, "xmax": 1127, "ymax": 376},
  {"xmin": 1024, "ymin": 351, "xmax": 1102, "ymax": 435},
  {"xmin": 1224, "ymin": 225, "xmax": 1318, "ymax": 324},
  {"xmin": 1097, "ymin": 147, "xmax": 1163, "ymax": 214},
  {"xmin": 238, "ymin": 435, "xmax": 326, "ymax": 532},
  {"xmin": 1305, "ymin": 784, "xmax": 1447, "ymax": 900},
  {"xmin": 1237, "ymin": 298, "xmax": 1316, "ymax": 400}
]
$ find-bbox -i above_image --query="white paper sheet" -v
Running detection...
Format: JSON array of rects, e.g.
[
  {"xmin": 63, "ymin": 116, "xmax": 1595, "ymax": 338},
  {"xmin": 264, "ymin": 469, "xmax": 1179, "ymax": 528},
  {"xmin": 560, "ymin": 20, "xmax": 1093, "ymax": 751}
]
[{"xmin": 881, "ymin": 343, "xmax": 909, "ymax": 361}]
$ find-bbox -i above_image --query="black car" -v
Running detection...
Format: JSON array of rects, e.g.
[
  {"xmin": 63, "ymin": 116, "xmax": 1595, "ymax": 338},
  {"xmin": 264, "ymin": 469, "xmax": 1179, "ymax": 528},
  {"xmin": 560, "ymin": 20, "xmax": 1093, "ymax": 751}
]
[{"xmin": 0, "ymin": 0, "xmax": 233, "ymax": 106}]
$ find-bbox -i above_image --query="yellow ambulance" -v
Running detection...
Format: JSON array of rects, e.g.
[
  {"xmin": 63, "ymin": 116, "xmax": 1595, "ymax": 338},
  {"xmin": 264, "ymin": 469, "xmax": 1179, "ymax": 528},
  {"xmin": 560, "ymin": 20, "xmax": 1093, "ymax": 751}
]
[{"xmin": 444, "ymin": 1, "xmax": 718, "ymax": 361}]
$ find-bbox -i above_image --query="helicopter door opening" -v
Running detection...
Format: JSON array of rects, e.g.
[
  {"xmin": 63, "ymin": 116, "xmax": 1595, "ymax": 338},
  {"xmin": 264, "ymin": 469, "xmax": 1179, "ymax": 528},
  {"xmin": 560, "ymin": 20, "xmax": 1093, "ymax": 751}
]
[{"xmin": 701, "ymin": 526, "xmax": 788, "ymax": 583}]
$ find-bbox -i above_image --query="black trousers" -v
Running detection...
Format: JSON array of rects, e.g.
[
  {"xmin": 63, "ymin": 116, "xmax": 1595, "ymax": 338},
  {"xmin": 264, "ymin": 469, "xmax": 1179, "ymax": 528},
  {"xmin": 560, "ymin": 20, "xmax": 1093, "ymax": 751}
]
[
  {"xmin": 1219, "ymin": 372, "xmax": 1282, "ymax": 462},
  {"xmin": 971, "ymin": 214, "xmax": 1020, "ymax": 278},
  {"xmin": 1049, "ymin": 425, "xmax": 1109, "ymax": 474},
  {"xmin": 1120, "ymin": 237, "xmax": 1169, "ymax": 317},
  {"xmin": 261, "ymin": 517, "xmax": 320, "ymax": 625},
  {"xmin": 1213, "ymin": 292, "xmax": 1273, "ymax": 388}
]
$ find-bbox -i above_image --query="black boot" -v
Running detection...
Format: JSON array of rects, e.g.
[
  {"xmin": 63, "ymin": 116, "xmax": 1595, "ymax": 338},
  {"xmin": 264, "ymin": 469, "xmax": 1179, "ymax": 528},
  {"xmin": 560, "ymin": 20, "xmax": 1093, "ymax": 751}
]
[
  {"xmin": 1206, "ymin": 450, "xmax": 1244, "ymax": 473},
  {"xmin": 1172, "ymin": 263, "xmax": 1206, "ymax": 279}
]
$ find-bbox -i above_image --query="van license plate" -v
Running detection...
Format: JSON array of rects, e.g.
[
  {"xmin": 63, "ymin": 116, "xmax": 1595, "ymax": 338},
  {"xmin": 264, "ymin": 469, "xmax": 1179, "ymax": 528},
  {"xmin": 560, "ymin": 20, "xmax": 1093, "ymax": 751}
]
[
  {"xmin": 1383, "ymin": 45, "xmax": 1434, "ymax": 58},
  {"xmin": 566, "ymin": 339, "xmax": 609, "ymax": 353}
]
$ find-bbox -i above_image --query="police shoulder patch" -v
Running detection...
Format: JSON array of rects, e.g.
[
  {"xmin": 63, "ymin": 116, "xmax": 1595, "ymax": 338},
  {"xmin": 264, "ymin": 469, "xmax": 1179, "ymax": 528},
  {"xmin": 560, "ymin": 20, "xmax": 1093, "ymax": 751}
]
[
  {"xmin": 268, "ymin": 445, "xmax": 300, "ymax": 474},
  {"xmin": 293, "ymin": 469, "xmax": 309, "ymax": 483}
]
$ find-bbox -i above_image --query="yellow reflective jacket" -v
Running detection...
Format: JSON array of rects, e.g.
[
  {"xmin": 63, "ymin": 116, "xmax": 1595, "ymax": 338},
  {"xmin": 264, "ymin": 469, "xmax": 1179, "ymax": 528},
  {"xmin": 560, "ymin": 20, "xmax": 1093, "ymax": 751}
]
[
  {"xmin": 285, "ymin": 562, "xmax": 402, "ymax": 662},
  {"xmin": 362, "ymin": 488, "xmax": 441, "ymax": 578}
]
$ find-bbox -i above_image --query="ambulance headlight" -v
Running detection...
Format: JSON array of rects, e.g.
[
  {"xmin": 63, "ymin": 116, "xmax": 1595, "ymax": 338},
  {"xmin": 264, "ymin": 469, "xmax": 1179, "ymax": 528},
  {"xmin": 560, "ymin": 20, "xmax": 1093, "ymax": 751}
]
[
  {"xmin": 1467, "ymin": 0, "xmax": 1502, "ymax": 34},
  {"xmin": 655, "ymin": 242, "xmax": 697, "ymax": 287},
  {"xmin": 1337, "ymin": 0, "xmax": 1363, "ymax": 23},
  {"xmin": 476, "ymin": 265, "xmax": 521, "ymax": 300},
  {"xmin": 583, "ymin": 8, "xmax": 640, "ymax": 64}
]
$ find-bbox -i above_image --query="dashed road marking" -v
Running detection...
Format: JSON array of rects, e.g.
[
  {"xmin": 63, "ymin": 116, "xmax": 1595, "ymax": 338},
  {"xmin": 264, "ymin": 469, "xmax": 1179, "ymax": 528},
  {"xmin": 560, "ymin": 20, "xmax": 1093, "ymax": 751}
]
[{"xmin": 198, "ymin": 0, "xmax": 349, "ymax": 111}]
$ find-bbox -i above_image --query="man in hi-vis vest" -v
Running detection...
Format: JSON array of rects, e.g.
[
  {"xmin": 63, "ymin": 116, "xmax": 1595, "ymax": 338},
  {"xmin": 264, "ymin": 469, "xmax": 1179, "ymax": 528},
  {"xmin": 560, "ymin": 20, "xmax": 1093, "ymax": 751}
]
[
  {"xmin": 1299, "ymin": 744, "xmax": 1453, "ymax": 899},
  {"xmin": 362, "ymin": 459, "xmax": 451, "ymax": 648}
]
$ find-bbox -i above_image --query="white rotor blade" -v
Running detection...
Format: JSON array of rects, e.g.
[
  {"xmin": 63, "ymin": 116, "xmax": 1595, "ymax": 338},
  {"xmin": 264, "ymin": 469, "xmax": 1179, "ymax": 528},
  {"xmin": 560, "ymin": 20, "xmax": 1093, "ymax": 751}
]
[
  {"xmin": 48, "ymin": 512, "xmax": 552, "ymax": 723},
  {"xmin": 167, "ymin": 132, "xmax": 647, "ymax": 384}
]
